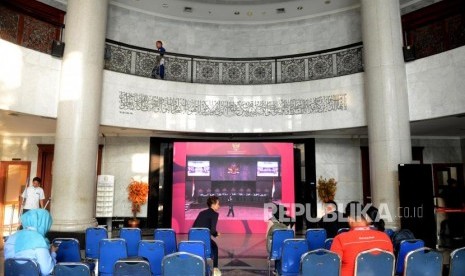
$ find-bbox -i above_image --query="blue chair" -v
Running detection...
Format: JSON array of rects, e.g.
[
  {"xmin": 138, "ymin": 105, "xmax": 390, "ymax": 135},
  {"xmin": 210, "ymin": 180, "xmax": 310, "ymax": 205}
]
[
  {"xmin": 4, "ymin": 258, "xmax": 40, "ymax": 276},
  {"xmin": 395, "ymin": 239, "xmax": 425, "ymax": 275},
  {"xmin": 355, "ymin": 248, "xmax": 395, "ymax": 276},
  {"xmin": 179, "ymin": 240, "xmax": 210, "ymax": 275},
  {"xmin": 337, "ymin": 228, "xmax": 350, "ymax": 235},
  {"xmin": 114, "ymin": 259, "xmax": 151, "ymax": 276},
  {"xmin": 99, "ymin": 238, "xmax": 128, "ymax": 276},
  {"xmin": 86, "ymin": 227, "xmax": 108, "ymax": 259},
  {"xmin": 162, "ymin": 252, "xmax": 205, "ymax": 276},
  {"xmin": 404, "ymin": 247, "xmax": 443, "ymax": 276},
  {"xmin": 154, "ymin": 228, "xmax": 177, "ymax": 255},
  {"xmin": 268, "ymin": 229, "xmax": 294, "ymax": 275},
  {"xmin": 53, "ymin": 238, "xmax": 82, "ymax": 263},
  {"xmin": 301, "ymin": 249, "xmax": 340, "ymax": 276},
  {"xmin": 120, "ymin": 228, "xmax": 142, "ymax": 257},
  {"xmin": 54, "ymin": 262, "xmax": 91, "ymax": 276},
  {"xmin": 324, "ymin": 238, "xmax": 333, "ymax": 250},
  {"xmin": 277, "ymin": 239, "xmax": 308, "ymax": 276},
  {"xmin": 385, "ymin": 228, "xmax": 395, "ymax": 238},
  {"xmin": 450, "ymin": 247, "xmax": 465, "ymax": 276},
  {"xmin": 305, "ymin": 228, "xmax": 327, "ymax": 250},
  {"xmin": 189, "ymin": 228, "xmax": 212, "ymax": 258},
  {"xmin": 138, "ymin": 240, "xmax": 165, "ymax": 276}
]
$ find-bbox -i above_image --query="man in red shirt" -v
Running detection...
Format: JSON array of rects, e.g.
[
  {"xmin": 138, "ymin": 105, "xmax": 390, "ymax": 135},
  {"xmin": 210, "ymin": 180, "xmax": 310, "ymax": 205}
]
[{"xmin": 331, "ymin": 201, "xmax": 393, "ymax": 276}]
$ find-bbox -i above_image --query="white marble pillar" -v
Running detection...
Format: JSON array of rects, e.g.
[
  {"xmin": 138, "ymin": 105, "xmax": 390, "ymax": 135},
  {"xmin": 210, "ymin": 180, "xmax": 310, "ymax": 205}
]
[
  {"xmin": 361, "ymin": 0, "xmax": 412, "ymax": 228},
  {"xmin": 51, "ymin": 0, "xmax": 109, "ymax": 232}
]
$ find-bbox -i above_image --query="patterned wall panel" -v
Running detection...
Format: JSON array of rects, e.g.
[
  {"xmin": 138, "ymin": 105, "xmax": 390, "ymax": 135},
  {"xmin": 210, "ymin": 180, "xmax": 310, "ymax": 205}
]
[
  {"xmin": 105, "ymin": 44, "xmax": 132, "ymax": 74},
  {"xmin": 135, "ymin": 51, "xmax": 156, "ymax": 77},
  {"xmin": 308, "ymin": 54, "xmax": 333, "ymax": 80},
  {"xmin": 281, "ymin": 59, "xmax": 305, "ymax": 83},
  {"xmin": 222, "ymin": 62, "xmax": 246, "ymax": 84},
  {"xmin": 164, "ymin": 57, "xmax": 189, "ymax": 82},
  {"xmin": 119, "ymin": 91, "xmax": 347, "ymax": 117},
  {"xmin": 21, "ymin": 16, "xmax": 56, "ymax": 54},
  {"xmin": 336, "ymin": 48, "xmax": 363, "ymax": 76},
  {"xmin": 0, "ymin": 6, "xmax": 19, "ymax": 43},
  {"xmin": 249, "ymin": 62, "xmax": 273, "ymax": 84},
  {"xmin": 195, "ymin": 61, "xmax": 220, "ymax": 84}
]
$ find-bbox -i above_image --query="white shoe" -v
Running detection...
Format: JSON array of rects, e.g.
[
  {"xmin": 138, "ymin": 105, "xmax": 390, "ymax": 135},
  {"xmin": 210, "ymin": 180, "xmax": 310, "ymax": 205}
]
[{"xmin": 213, "ymin": 267, "xmax": 222, "ymax": 276}]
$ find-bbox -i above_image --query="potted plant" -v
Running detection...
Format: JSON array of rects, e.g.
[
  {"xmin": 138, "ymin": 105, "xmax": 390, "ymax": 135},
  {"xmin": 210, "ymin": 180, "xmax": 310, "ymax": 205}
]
[
  {"xmin": 317, "ymin": 176, "xmax": 337, "ymax": 203},
  {"xmin": 127, "ymin": 178, "xmax": 149, "ymax": 228}
]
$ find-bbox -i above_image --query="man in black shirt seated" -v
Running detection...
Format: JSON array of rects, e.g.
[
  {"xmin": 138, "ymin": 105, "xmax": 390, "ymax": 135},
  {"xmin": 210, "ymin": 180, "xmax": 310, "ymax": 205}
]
[{"xmin": 193, "ymin": 195, "xmax": 221, "ymax": 276}]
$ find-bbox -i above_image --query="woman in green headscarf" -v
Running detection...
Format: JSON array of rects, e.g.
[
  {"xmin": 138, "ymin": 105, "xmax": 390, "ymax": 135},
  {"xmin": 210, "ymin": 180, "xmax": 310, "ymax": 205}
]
[{"xmin": 4, "ymin": 209, "xmax": 57, "ymax": 275}]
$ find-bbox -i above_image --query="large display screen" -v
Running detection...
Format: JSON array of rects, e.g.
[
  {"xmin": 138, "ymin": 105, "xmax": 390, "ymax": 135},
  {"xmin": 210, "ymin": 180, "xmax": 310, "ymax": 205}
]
[{"xmin": 172, "ymin": 142, "xmax": 294, "ymax": 234}]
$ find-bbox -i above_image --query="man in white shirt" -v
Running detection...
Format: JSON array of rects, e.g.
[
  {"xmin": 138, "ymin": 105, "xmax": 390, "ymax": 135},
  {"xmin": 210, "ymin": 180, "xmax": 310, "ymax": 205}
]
[{"xmin": 21, "ymin": 177, "xmax": 45, "ymax": 213}]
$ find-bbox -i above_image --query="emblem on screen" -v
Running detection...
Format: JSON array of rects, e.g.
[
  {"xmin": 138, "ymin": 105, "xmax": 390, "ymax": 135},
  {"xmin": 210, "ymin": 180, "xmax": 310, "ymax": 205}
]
[{"xmin": 232, "ymin": 143, "xmax": 241, "ymax": 151}]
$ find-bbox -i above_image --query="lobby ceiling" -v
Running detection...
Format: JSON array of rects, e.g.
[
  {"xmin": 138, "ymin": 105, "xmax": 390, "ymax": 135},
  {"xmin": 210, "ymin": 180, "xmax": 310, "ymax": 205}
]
[
  {"xmin": 1, "ymin": 110, "xmax": 464, "ymax": 139},
  {"xmin": 45, "ymin": 0, "xmax": 437, "ymax": 23}
]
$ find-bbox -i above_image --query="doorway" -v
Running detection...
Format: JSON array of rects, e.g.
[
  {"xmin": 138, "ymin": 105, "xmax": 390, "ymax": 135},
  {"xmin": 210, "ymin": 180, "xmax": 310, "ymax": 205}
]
[{"xmin": 0, "ymin": 161, "xmax": 31, "ymax": 239}]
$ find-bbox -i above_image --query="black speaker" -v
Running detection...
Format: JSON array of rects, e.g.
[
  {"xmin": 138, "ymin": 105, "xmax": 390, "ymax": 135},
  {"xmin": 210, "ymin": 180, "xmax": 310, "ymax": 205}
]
[
  {"xmin": 398, "ymin": 164, "xmax": 436, "ymax": 247},
  {"xmin": 403, "ymin": 46, "xmax": 415, "ymax": 62},
  {"xmin": 51, "ymin": 40, "xmax": 65, "ymax": 58}
]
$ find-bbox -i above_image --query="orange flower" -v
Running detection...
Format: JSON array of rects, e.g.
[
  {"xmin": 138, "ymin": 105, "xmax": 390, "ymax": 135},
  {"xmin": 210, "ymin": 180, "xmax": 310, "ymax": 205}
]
[{"xmin": 127, "ymin": 179, "xmax": 149, "ymax": 216}]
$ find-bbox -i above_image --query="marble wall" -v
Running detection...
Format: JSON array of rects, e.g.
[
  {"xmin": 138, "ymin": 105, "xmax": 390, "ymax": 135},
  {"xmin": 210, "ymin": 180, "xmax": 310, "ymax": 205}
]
[
  {"xmin": 106, "ymin": 5, "xmax": 362, "ymax": 58},
  {"xmin": 0, "ymin": 39, "xmax": 60, "ymax": 118},
  {"xmin": 315, "ymin": 138, "xmax": 363, "ymax": 215},
  {"xmin": 406, "ymin": 46, "xmax": 465, "ymax": 121},
  {"xmin": 412, "ymin": 138, "xmax": 463, "ymax": 164},
  {"xmin": 100, "ymin": 137, "xmax": 150, "ymax": 217}
]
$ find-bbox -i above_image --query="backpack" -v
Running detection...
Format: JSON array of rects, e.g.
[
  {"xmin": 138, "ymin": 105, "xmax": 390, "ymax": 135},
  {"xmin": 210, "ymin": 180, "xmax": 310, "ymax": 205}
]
[{"xmin": 392, "ymin": 229, "xmax": 415, "ymax": 251}]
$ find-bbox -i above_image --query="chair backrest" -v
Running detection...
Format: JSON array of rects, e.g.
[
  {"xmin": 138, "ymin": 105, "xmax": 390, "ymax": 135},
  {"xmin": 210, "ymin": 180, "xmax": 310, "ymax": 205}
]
[
  {"xmin": 85, "ymin": 227, "xmax": 108, "ymax": 259},
  {"xmin": 278, "ymin": 239, "xmax": 308, "ymax": 275},
  {"xmin": 301, "ymin": 249, "xmax": 341, "ymax": 276},
  {"xmin": 4, "ymin": 258, "xmax": 40, "ymax": 276},
  {"xmin": 269, "ymin": 229, "xmax": 294, "ymax": 260},
  {"xmin": 120, "ymin": 228, "xmax": 142, "ymax": 257},
  {"xmin": 138, "ymin": 240, "xmax": 165, "ymax": 276},
  {"xmin": 54, "ymin": 262, "xmax": 91, "ymax": 276},
  {"xmin": 114, "ymin": 259, "xmax": 151, "ymax": 276},
  {"xmin": 53, "ymin": 238, "xmax": 81, "ymax": 263},
  {"xmin": 385, "ymin": 228, "xmax": 395, "ymax": 238},
  {"xmin": 450, "ymin": 247, "xmax": 465, "ymax": 276},
  {"xmin": 178, "ymin": 240, "xmax": 207, "ymax": 260},
  {"xmin": 404, "ymin": 247, "xmax": 443, "ymax": 276},
  {"xmin": 188, "ymin": 227, "xmax": 212, "ymax": 258},
  {"xmin": 99, "ymin": 238, "xmax": 128, "ymax": 275},
  {"xmin": 337, "ymin": 227, "xmax": 350, "ymax": 235},
  {"xmin": 324, "ymin": 238, "xmax": 334, "ymax": 250},
  {"xmin": 154, "ymin": 228, "xmax": 177, "ymax": 255},
  {"xmin": 396, "ymin": 239, "xmax": 425, "ymax": 275},
  {"xmin": 355, "ymin": 248, "xmax": 395, "ymax": 276},
  {"xmin": 162, "ymin": 252, "xmax": 205, "ymax": 276},
  {"xmin": 305, "ymin": 228, "xmax": 327, "ymax": 250}
]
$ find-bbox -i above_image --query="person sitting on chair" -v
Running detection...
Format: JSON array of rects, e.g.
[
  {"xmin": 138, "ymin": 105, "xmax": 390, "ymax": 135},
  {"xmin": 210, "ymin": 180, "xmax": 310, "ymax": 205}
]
[
  {"xmin": 193, "ymin": 196, "xmax": 222, "ymax": 276},
  {"xmin": 5, "ymin": 209, "xmax": 57, "ymax": 276}
]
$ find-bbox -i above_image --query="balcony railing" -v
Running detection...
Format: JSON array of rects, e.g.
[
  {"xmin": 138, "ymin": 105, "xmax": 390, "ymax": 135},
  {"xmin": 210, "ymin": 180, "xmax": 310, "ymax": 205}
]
[{"xmin": 105, "ymin": 39, "xmax": 364, "ymax": 85}]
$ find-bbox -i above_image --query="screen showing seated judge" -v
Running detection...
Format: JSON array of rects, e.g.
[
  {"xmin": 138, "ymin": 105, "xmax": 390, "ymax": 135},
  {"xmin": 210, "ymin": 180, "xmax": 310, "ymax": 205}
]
[{"xmin": 172, "ymin": 142, "xmax": 294, "ymax": 234}]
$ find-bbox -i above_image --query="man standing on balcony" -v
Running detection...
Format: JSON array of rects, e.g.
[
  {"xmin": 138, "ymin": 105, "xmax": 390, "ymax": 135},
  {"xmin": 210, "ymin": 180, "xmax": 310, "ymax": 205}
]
[{"xmin": 152, "ymin": 40, "xmax": 166, "ymax": 79}]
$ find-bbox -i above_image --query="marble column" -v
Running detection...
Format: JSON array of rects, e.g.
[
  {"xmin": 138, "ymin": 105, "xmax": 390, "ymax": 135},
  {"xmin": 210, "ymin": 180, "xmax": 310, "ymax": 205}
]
[
  {"xmin": 51, "ymin": 0, "xmax": 108, "ymax": 232},
  {"xmin": 361, "ymin": 0, "xmax": 412, "ymax": 228}
]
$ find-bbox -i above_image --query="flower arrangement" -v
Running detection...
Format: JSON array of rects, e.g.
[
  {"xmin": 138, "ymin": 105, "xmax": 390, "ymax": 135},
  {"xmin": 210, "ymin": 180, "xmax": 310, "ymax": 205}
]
[
  {"xmin": 317, "ymin": 176, "xmax": 337, "ymax": 203},
  {"xmin": 127, "ymin": 178, "xmax": 149, "ymax": 219}
]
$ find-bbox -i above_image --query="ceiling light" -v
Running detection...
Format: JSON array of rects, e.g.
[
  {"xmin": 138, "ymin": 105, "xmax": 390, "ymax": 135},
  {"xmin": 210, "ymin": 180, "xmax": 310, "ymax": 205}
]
[
  {"xmin": 276, "ymin": 8, "xmax": 285, "ymax": 14},
  {"xmin": 234, "ymin": 11, "xmax": 240, "ymax": 15},
  {"xmin": 247, "ymin": 11, "xmax": 253, "ymax": 16},
  {"xmin": 184, "ymin": 7, "xmax": 193, "ymax": 13},
  {"xmin": 297, "ymin": 6, "xmax": 303, "ymax": 10}
]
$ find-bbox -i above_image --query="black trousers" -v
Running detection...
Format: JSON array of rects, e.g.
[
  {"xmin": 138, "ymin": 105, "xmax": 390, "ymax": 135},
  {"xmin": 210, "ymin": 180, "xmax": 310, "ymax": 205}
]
[
  {"xmin": 211, "ymin": 239, "xmax": 219, "ymax": 268},
  {"xmin": 227, "ymin": 207, "xmax": 235, "ymax": 217}
]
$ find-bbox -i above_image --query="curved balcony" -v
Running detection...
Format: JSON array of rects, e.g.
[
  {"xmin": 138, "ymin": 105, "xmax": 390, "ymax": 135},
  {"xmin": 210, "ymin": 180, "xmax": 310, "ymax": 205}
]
[{"xmin": 105, "ymin": 39, "xmax": 363, "ymax": 85}]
